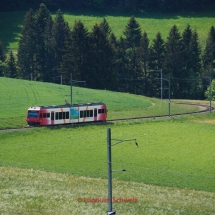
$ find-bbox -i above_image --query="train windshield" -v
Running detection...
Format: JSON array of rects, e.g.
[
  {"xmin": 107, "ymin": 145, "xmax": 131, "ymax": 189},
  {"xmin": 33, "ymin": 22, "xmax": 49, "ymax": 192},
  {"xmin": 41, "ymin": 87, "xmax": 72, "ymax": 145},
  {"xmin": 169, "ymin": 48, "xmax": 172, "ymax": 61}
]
[{"xmin": 28, "ymin": 111, "xmax": 39, "ymax": 118}]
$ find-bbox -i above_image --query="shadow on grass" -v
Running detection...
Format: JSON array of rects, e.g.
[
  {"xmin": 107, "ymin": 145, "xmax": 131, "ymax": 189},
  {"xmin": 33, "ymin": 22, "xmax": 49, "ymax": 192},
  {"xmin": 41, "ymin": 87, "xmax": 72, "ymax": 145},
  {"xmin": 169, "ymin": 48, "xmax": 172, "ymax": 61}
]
[
  {"xmin": 62, "ymin": 4, "xmax": 215, "ymax": 19},
  {"xmin": 0, "ymin": 11, "xmax": 25, "ymax": 51}
]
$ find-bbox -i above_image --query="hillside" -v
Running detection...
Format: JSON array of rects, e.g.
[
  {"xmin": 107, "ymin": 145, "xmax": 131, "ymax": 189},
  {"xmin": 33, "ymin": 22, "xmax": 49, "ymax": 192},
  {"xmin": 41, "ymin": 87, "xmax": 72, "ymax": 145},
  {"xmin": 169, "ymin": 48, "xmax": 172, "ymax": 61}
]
[
  {"xmin": 1, "ymin": 9, "xmax": 215, "ymax": 50},
  {"xmin": 0, "ymin": 77, "xmax": 199, "ymax": 128}
]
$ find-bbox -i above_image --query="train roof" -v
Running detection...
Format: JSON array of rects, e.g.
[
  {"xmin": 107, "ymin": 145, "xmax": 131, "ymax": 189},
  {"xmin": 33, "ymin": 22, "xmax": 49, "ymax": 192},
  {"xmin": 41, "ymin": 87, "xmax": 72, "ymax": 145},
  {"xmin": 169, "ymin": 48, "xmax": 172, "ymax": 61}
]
[{"xmin": 28, "ymin": 102, "xmax": 106, "ymax": 110}]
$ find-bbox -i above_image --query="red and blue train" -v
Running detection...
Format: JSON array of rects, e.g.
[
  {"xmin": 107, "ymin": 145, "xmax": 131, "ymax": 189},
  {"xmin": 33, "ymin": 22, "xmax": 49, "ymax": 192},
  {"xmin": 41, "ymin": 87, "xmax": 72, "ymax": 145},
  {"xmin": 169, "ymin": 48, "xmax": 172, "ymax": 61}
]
[{"xmin": 26, "ymin": 102, "xmax": 107, "ymax": 126}]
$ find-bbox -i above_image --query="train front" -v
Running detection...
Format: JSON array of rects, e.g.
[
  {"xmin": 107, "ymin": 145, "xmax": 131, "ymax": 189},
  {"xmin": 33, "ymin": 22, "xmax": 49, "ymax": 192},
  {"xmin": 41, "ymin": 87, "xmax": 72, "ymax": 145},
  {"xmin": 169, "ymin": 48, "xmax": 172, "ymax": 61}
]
[{"xmin": 26, "ymin": 106, "xmax": 41, "ymax": 126}]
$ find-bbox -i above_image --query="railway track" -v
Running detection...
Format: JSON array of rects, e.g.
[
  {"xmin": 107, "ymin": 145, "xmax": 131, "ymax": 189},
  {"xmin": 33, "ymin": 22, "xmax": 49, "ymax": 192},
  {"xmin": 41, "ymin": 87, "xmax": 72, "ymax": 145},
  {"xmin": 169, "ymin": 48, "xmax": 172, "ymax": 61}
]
[
  {"xmin": 107, "ymin": 103, "xmax": 214, "ymax": 123},
  {"xmin": 0, "ymin": 103, "xmax": 214, "ymax": 132}
]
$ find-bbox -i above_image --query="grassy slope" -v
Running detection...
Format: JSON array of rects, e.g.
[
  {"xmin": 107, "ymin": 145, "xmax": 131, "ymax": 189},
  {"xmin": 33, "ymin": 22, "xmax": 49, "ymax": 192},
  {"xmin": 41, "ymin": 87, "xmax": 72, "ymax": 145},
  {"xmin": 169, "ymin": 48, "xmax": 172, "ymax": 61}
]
[
  {"xmin": 1, "ymin": 115, "xmax": 215, "ymax": 192},
  {"xmin": 1, "ymin": 9, "xmax": 215, "ymax": 50},
  {"xmin": 1, "ymin": 167, "xmax": 214, "ymax": 215},
  {"xmin": 0, "ymin": 77, "xmax": 200, "ymax": 128}
]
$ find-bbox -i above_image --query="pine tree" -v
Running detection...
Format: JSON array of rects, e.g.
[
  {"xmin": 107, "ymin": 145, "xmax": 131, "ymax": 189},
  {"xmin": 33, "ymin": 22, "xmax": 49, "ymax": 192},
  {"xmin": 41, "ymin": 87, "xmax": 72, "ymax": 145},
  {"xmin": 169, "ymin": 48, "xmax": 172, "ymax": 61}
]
[
  {"xmin": 164, "ymin": 25, "xmax": 185, "ymax": 98},
  {"xmin": 149, "ymin": 32, "xmax": 165, "ymax": 70},
  {"xmin": 187, "ymin": 30, "xmax": 202, "ymax": 99},
  {"xmin": 61, "ymin": 20, "xmax": 90, "ymax": 85},
  {"xmin": 123, "ymin": 16, "xmax": 142, "ymax": 50},
  {"xmin": 138, "ymin": 31, "xmax": 150, "ymax": 95},
  {"xmin": 99, "ymin": 18, "xmax": 111, "ymax": 37},
  {"xmin": 34, "ymin": 3, "xmax": 53, "ymax": 82},
  {"xmin": 0, "ymin": 41, "xmax": 6, "ymax": 62},
  {"xmin": 189, "ymin": 30, "xmax": 201, "ymax": 74},
  {"xmin": 17, "ymin": 8, "xmax": 36, "ymax": 80},
  {"xmin": 181, "ymin": 25, "xmax": 203, "ymax": 98},
  {"xmin": 115, "ymin": 36, "xmax": 129, "ymax": 92},
  {"xmin": 51, "ymin": 9, "xmax": 71, "ymax": 75},
  {"xmin": 88, "ymin": 23, "xmax": 116, "ymax": 90},
  {"xmin": 7, "ymin": 51, "xmax": 17, "ymax": 78},
  {"xmin": 0, "ymin": 40, "xmax": 6, "ymax": 76},
  {"xmin": 181, "ymin": 24, "xmax": 194, "ymax": 98},
  {"xmin": 182, "ymin": 25, "xmax": 193, "ymax": 72},
  {"xmin": 203, "ymin": 26, "xmax": 215, "ymax": 71}
]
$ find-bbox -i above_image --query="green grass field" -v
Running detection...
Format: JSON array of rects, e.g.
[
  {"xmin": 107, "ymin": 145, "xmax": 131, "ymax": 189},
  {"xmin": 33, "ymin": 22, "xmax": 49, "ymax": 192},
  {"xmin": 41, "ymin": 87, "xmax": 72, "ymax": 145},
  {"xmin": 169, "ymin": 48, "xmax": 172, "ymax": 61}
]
[
  {"xmin": 1, "ymin": 9, "xmax": 215, "ymax": 51},
  {"xmin": 0, "ymin": 77, "xmax": 200, "ymax": 128},
  {"xmin": 0, "ymin": 77, "xmax": 215, "ymax": 214},
  {"xmin": 1, "ymin": 8, "xmax": 215, "ymax": 213},
  {"xmin": 1, "ymin": 115, "xmax": 215, "ymax": 192}
]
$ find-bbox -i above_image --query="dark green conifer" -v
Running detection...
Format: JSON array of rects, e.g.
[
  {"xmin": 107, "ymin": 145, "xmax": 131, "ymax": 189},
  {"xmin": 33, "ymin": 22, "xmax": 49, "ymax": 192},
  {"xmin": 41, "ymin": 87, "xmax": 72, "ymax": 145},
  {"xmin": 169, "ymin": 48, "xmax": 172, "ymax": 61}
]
[
  {"xmin": 0, "ymin": 41, "xmax": 6, "ymax": 76},
  {"xmin": 203, "ymin": 26, "xmax": 215, "ymax": 71},
  {"xmin": 149, "ymin": 32, "xmax": 165, "ymax": 70},
  {"xmin": 7, "ymin": 51, "xmax": 17, "ymax": 78},
  {"xmin": 17, "ymin": 8, "xmax": 36, "ymax": 80},
  {"xmin": 34, "ymin": 3, "xmax": 53, "ymax": 82},
  {"xmin": 123, "ymin": 16, "xmax": 142, "ymax": 49},
  {"xmin": 88, "ymin": 23, "xmax": 116, "ymax": 90},
  {"xmin": 0, "ymin": 41, "xmax": 6, "ymax": 62},
  {"xmin": 61, "ymin": 20, "xmax": 90, "ymax": 84},
  {"xmin": 138, "ymin": 31, "xmax": 150, "ymax": 95},
  {"xmin": 163, "ymin": 25, "xmax": 184, "ymax": 98},
  {"xmin": 51, "ymin": 9, "xmax": 71, "ymax": 73}
]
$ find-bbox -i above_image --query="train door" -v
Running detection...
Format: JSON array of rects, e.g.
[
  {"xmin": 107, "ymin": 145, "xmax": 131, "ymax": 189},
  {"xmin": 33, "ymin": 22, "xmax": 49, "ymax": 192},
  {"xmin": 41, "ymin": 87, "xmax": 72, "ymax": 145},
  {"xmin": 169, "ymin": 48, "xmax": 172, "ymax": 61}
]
[
  {"xmin": 94, "ymin": 108, "xmax": 97, "ymax": 121},
  {"xmin": 51, "ymin": 111, "xmax": 54, "ymax": 125}
]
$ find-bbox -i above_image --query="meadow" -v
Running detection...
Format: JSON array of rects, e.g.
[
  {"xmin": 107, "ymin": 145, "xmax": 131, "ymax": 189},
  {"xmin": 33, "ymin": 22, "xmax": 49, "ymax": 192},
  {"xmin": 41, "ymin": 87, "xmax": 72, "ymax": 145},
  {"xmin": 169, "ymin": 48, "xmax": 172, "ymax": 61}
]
[
  {"xmin": 1, "ymin": 7, "xmax": 215, "ymax": 213},
  {"xmin": 0, "ymin": 77, "xmax": 200, "ymax": 128},
  {"xmin": 0, "ymin": 77, "xmax": 215, "ymax": 214},
  {"xmin": 1, "ymin": 8, "xmax": 215, "ymax": 51},
  {"xmin": 1, "ymin": 167, "xmax": 214, "ymax": 215},
  {"xmin": 1, "ymin": 115, "xmax": 215, "ymax": 192}
]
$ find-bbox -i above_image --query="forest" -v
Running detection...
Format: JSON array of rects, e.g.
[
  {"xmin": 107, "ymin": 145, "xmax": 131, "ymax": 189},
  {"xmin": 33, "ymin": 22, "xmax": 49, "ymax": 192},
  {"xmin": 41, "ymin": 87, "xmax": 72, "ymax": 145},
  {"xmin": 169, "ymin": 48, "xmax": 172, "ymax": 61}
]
[
  {"xmin": 0, "ymin": 3, "xmax": 215, "ymax": 100},
  {"xmin": 0, "ymin": 0, "xmax": 214, "ymax": 13}
]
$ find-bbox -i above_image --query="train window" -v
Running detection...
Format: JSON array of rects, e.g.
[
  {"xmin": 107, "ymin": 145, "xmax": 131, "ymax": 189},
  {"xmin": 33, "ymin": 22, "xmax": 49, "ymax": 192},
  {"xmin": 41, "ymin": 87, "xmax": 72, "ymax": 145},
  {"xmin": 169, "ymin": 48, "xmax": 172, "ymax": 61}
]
[
  {"xmin": 66, "ymin": 112, "xmax": 69, "ymax": 119},
  {"xmin": 59, "ymin": 112, "xmax": 62, "ymax": 120},
  {"xmin": 80, "ymin": 110, "xmax": 90, "ymax": 118},
  {"xmin": 55, "ymin": 112, "xmax": 59, "ymax": 120},
  {"xmin": 63, "ymin": 112, "xmax": 65, "ymax": 119},
  {"xmin": 28, "ymin": 111, "xmax": 39, "ymax": 118},
  {"xmin": 40, "ymin": 113, "xmax": 42, "ymax": 118},
  {"xmin": 98, "ymin": 109, "xmax": 105, "ymax": 114},
  {"xmin": 80, "ymin": 111, "xmax": 83, "ymax": 118},
  {"xmin": 43, "ymin": 113, "xmax": 46, "ymax": 118},
  {"xmin": 47, "ymin": 113, "xmax": 50, "ymax": 118}
]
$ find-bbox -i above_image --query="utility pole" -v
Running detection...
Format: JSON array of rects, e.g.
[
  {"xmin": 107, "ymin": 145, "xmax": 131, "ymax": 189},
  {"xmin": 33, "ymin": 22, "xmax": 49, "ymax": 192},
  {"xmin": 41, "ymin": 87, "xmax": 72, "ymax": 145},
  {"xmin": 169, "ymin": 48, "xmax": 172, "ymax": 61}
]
[
  {"xmin": 168, "ymin": 73, "xmax": 170, "ymax": 117},
  {"xmin": 107, "ymin": 128, "xmax": 114, "ymax": 215},
  {"xmin": 70, "ymin": 73, "xmax": 72, "ymax": 105},
  {"xmin": 209, "ymin": 71, "xmax": 212, "ymax": 114},
  {"xmin": 70, "ymin": 73, "xmax": 85, "ymax": 105},
  {"xmin": 151, "ymin": 69, "xmax": 163, "ymax": 99},
  {"xmin": 107, "ymin": 128, "xmax": 138, "ymax": 215},
  {"xmin": 160, "ymin": 69, "xmax": 163, "ymax": 100},
  {"xmin": 163, "ymin": 74, "xmax": 171, "ymax": 117}
]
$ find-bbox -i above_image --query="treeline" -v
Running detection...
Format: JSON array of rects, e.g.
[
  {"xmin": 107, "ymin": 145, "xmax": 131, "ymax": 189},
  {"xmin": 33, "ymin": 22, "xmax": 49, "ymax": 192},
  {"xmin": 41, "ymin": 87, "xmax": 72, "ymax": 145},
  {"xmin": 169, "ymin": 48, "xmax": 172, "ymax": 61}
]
[
  {"xmin": 0, "ymin": 0, "xmax": 214, "ymax": 13},
  {"xmin": 0, "ymin": 4, "xmax": 215, "ymax": 100}
]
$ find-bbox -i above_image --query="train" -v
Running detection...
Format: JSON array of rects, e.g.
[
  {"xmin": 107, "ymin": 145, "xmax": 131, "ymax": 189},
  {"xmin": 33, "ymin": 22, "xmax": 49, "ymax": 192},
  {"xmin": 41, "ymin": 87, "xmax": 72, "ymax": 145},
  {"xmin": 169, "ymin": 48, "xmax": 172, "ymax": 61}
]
[{"xmin": 26, "ymin": 102, "xmax": 107, "ymax": 126}]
